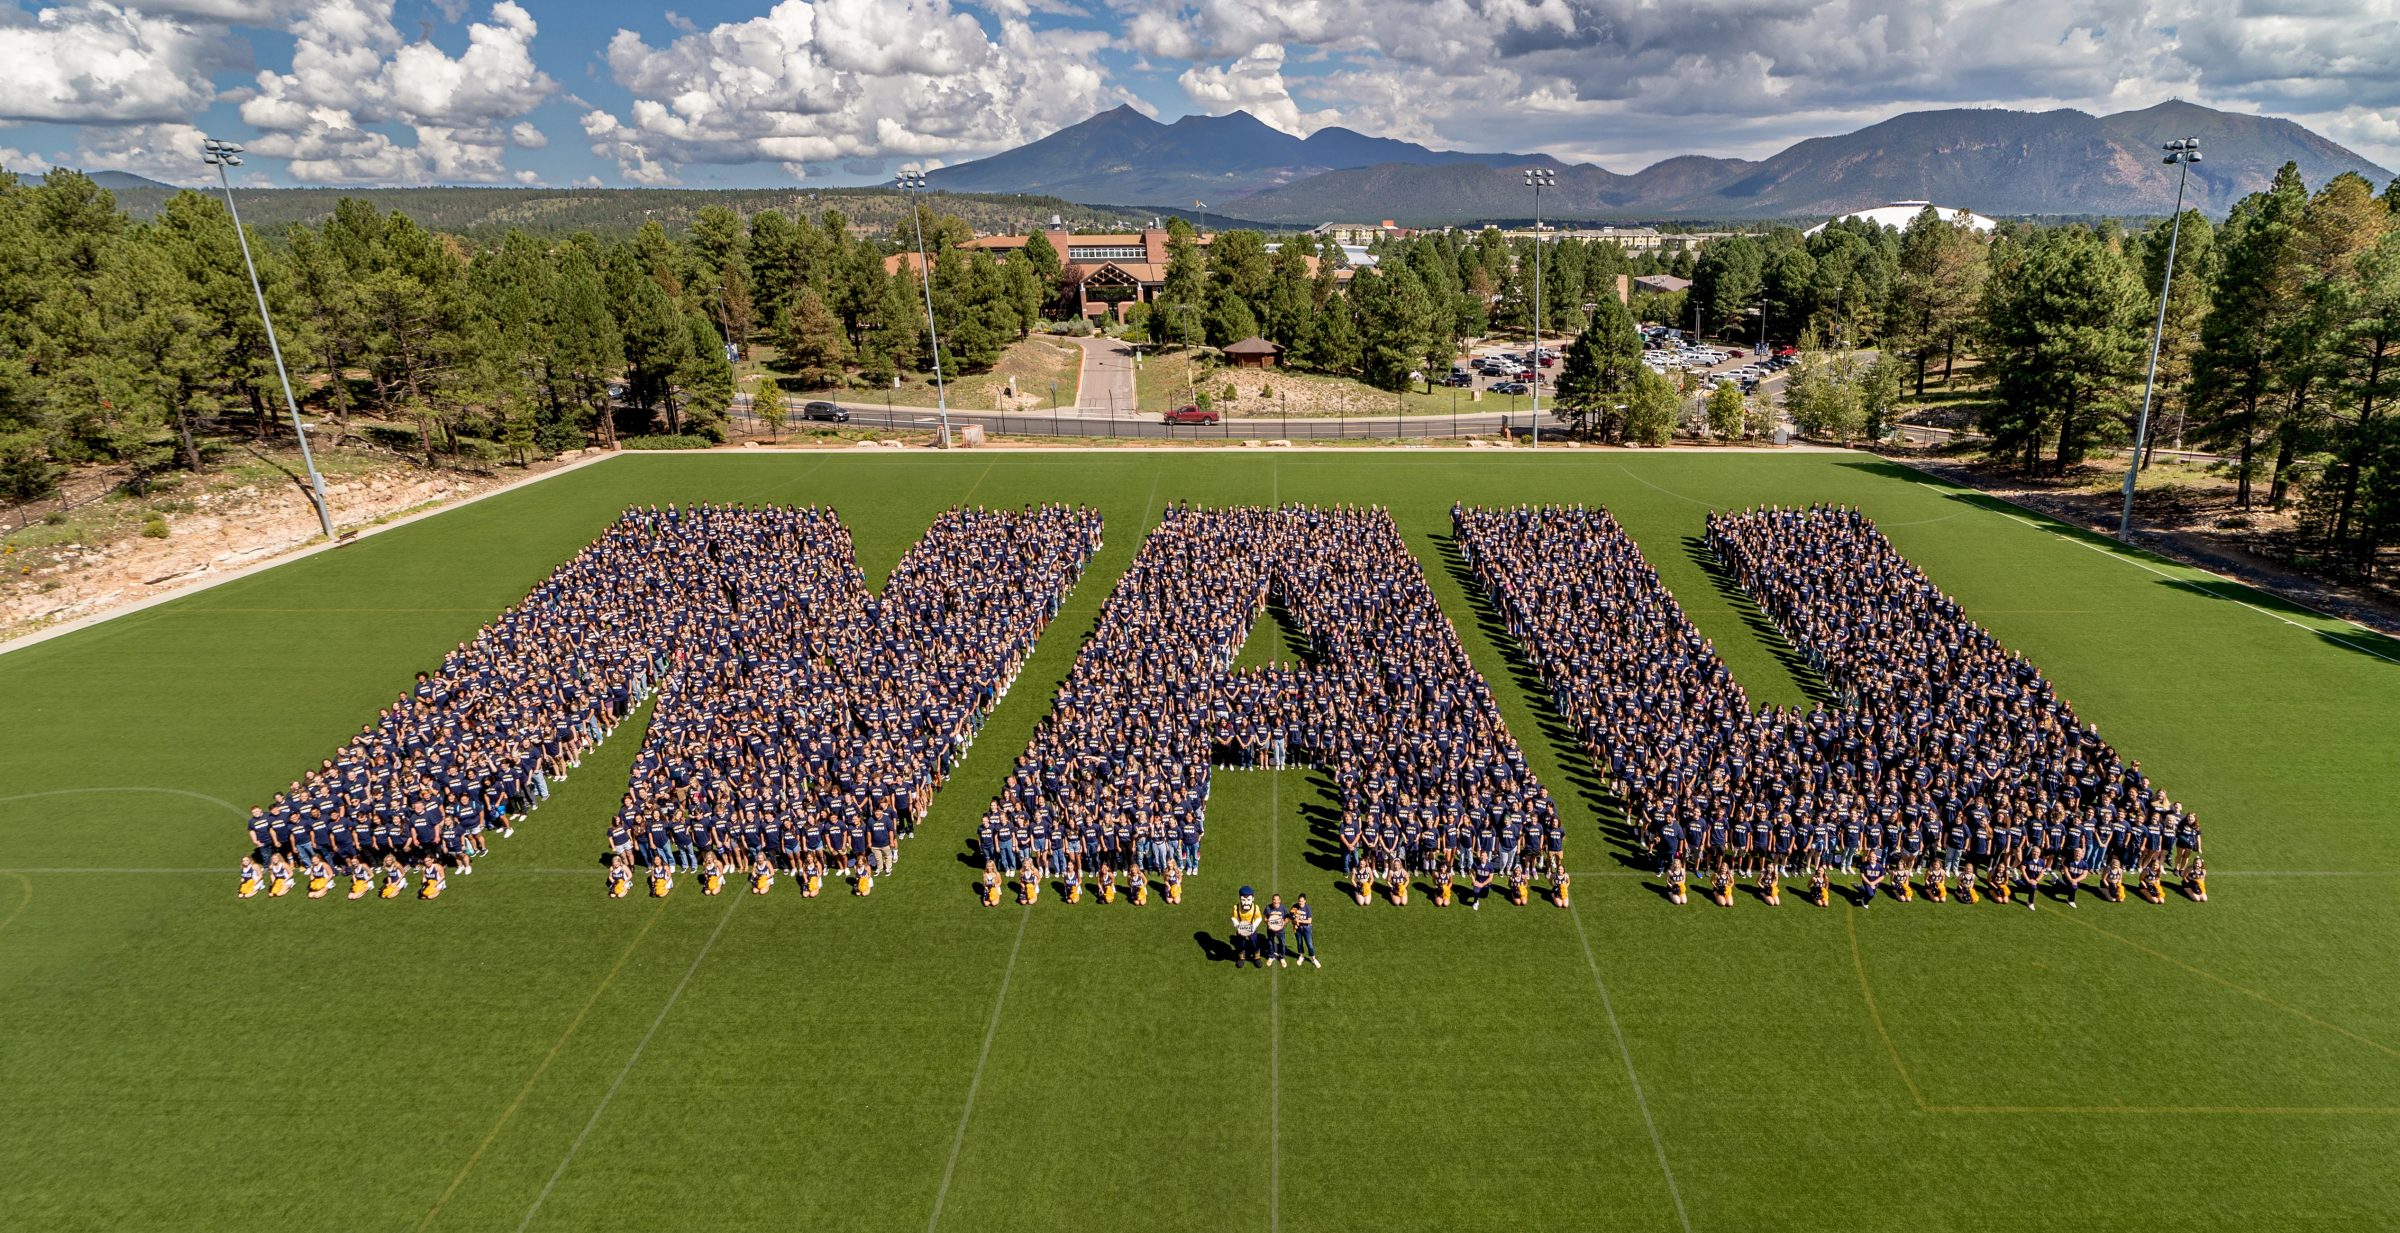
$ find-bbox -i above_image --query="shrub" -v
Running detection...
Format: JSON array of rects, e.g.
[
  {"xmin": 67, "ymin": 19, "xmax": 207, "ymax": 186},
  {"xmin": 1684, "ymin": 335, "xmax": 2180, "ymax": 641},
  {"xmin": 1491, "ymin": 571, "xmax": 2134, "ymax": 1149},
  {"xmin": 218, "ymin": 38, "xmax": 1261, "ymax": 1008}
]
[
  {"xmin": 619, "ymin": 434, "xmax": 715, "ymax": 452},
  {"xmin": 533, "ymin": 419, "xmax": 585, "ymax": 454},
  {"xmin": 140, "ymin": 513, "xmax": 170, "ymax": 539}
]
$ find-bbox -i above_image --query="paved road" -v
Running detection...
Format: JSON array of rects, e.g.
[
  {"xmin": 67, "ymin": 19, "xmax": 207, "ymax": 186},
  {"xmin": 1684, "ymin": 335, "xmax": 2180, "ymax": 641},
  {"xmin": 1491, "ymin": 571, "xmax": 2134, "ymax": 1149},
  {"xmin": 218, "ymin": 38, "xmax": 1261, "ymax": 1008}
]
[{"xmin": 1069, "ymin": 335, "xmax": 1137, "ymax": 415}]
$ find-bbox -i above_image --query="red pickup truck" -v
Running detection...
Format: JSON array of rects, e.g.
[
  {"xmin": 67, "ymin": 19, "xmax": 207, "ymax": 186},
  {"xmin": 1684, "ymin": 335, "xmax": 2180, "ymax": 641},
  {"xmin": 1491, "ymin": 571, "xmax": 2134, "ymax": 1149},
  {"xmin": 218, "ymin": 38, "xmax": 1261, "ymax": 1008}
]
[{"xmin": 1163, "ymin": 403, "xmax": 1219, "ymax": 425}]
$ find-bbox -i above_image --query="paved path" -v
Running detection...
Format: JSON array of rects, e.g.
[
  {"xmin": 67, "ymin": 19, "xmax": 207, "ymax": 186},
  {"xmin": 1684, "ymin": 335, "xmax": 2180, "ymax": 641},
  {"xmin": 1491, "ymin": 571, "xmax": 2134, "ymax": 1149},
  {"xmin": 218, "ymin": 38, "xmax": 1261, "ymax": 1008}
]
[{"xmin": 1069, "ymin": 335, "xmax": 1137, "ymax": 415}]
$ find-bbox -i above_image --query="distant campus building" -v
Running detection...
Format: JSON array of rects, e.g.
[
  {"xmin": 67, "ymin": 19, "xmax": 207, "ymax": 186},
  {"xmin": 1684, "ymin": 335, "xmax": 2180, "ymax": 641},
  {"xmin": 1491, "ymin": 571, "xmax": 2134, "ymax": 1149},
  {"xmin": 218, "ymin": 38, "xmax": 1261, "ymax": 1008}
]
[
  {"xmin": 958, "ymin": 228, "xmax": 1345, "ymax": 323},
  {"xmin": 1804, "ymin": 201, "xmax": 1999, "ymax": 235}
]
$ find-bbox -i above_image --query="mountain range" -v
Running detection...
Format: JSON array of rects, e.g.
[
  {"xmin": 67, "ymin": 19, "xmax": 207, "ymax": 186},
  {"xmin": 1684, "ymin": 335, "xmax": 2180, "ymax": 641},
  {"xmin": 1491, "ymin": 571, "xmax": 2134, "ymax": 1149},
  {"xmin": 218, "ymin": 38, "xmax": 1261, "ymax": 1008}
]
[
  {"xmin": 930, "ymin": 100, "xmax": 2394, "ymax": 224},
  {"xmin": 923, "ymin": 105, "xmax": 1567, "ymax": 207}
]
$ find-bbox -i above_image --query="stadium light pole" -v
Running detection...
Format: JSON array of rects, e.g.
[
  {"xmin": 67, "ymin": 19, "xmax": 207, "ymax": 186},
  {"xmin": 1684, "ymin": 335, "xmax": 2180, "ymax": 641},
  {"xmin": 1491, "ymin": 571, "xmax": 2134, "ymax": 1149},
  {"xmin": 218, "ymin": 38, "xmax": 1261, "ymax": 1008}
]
[
  {"xmin": 203, "ymin": 138, "xmax": 334, "ymax": 540},
  {"xmin": 2120, "ymin": 138, "xmax": 2201, "ymax": 542},
  {"xmin": 894, "ymin": 170, "xmax": 955, "ymax": 449},
  {"xmin": 1524, "ymin": 167, "xmax": 1556, "ymax": 446}
]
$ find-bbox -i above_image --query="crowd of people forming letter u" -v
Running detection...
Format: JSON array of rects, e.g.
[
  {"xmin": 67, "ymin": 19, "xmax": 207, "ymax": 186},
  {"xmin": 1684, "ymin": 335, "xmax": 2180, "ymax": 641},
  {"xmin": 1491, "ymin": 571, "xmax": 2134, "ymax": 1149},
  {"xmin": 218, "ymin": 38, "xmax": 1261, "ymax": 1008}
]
[{"xmin": 236, "ymin": 497, "xmax": 2204, "ymax": 916}]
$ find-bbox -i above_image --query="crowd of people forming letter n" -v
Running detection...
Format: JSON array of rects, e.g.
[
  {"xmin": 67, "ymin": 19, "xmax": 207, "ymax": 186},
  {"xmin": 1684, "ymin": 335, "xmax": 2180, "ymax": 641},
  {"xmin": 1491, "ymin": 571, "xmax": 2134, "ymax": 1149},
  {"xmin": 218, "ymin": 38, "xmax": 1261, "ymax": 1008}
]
[{"xmin": 237, "ymin": 495, "xmax": 2205, "ymax": 919}]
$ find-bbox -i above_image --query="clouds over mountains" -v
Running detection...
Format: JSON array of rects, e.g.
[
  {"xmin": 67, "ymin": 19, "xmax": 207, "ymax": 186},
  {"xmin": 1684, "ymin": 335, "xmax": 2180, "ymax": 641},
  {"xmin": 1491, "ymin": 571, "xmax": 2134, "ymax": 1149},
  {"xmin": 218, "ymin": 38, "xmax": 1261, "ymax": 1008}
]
[{"xmin": 0, "ymin": 0, "xmax": 2393, "ymax": 187}]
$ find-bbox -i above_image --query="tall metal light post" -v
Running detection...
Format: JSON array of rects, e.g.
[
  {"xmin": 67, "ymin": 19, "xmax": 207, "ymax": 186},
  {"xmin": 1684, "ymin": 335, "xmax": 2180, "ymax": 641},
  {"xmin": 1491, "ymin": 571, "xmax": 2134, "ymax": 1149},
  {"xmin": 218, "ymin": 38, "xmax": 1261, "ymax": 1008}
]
[
  {"xmin": 203, "ymin": 138, "xmax": 333, "ymax": 539},
  {"xmin": 894, "ymin": 170, "xmax": 955, "ymax": 449},
  {"xmin": 2120, "ymin": 138, "xmax": 2201, "ymax": 541},
  {"xmin": 1524, "ymin": 168, "xmax": 1556, "ymax": 446}
]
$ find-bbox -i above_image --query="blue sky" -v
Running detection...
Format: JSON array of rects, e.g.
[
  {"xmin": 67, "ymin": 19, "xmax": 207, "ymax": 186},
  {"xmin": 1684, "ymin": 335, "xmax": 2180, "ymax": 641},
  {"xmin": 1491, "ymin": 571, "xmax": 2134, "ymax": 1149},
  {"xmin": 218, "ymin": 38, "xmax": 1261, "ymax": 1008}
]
[{"xmin": 1, "ymin": 0, "xmax": 2394, "ymax": 189}]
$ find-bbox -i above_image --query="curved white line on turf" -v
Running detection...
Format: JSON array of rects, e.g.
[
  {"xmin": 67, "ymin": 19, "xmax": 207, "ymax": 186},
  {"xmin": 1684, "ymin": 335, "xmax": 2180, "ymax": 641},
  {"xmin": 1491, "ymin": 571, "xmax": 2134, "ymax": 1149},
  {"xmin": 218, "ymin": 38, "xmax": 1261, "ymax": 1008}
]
[
  {"xmin": 516, "ymin": 896, "xmax": 741, "ymax": 1233},
  {"xmin": 926, "ymin": 903, "xmax": 1033, "ymax": 1233},
  {"xmin": 1568, "ymin": 900, "xmax": 1692, "ymax": 1233},
  {"xmin": 0, "ymin": 786, "xmax": 244, "ymax": 814}
]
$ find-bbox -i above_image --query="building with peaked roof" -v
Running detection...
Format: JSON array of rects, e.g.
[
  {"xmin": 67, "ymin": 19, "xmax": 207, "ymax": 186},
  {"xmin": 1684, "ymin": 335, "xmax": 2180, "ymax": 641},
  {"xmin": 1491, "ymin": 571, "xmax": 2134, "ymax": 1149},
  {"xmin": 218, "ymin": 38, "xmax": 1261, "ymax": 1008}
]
[
  {"xmin": 1222, "ymin": 336, "xmax": 1284, "ymax": 368},
  {"xmin": 954, "ymin": 228, "xmax": 1343, "ymax": 323}
]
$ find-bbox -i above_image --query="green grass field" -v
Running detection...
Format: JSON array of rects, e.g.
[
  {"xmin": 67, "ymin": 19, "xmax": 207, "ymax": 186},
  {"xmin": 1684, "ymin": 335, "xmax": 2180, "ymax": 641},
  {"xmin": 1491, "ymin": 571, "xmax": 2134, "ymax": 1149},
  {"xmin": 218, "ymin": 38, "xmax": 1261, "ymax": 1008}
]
[{"xmin": 4, "ymin": 450, "xmax": 2398, "ymax": 1233}]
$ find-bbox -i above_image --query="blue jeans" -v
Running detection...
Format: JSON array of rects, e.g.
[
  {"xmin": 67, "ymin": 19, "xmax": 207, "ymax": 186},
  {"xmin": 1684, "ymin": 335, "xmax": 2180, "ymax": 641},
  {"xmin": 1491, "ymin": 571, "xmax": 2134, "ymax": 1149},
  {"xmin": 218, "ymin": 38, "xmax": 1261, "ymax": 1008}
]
[{"xmin": 1291, "ymin": 925, "xmax": 1315, "ymax": 958}]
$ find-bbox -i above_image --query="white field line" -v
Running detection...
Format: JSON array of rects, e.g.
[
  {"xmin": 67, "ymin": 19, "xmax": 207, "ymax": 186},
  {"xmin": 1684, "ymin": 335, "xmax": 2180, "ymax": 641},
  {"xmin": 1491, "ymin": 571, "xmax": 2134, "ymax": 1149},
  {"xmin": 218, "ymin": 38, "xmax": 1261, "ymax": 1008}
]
[
  {"xmin": 1568, "ymin": 899, "xmax": 1692, "ymax": 1233},
  {"xmin": 925, "ymin": 904, "xmax": 1034, "ymax": 1233},
  {"xmin": 514, "ymin": 895, "xmax": 740, "ymax": 1233}
]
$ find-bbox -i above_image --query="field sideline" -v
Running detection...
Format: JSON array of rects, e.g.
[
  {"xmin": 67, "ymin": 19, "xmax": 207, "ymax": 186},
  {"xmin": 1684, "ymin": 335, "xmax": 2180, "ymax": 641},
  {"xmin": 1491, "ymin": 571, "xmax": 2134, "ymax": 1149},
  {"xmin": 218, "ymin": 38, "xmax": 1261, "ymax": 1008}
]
[{"xmin": 3, "ymin": 451, "xmax": 2397, "ymax": 1233}]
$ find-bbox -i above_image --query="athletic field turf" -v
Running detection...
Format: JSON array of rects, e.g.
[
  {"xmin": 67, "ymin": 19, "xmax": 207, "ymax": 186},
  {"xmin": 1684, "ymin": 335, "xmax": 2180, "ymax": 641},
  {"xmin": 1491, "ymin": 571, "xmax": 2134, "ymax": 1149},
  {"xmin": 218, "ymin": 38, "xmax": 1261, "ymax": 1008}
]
[{"xmin": 4, "ymin": 450, "xmax": 2397, "ymax": 1233}]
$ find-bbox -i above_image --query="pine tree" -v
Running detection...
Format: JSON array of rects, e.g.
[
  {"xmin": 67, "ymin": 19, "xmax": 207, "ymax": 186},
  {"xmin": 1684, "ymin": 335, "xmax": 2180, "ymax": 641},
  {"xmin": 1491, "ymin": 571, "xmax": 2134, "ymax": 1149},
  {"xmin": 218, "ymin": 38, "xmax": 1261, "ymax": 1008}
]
[
  {"xmin": 777, "ymin": 287, "xmax": 849, "ymax": 385},
  {"xmin": 674, "ymin": 311, "xmax": 733, "ymax": 439},
  {"xmin": 1553, "ymin": 292, "xmax": 1644, "ymax": 438},
  {"xmin": 1977, "ymin": 228, "xmax": 2147, "ymax": 473},
  {"xmin": 2138, "ymin": 210, "xmax": 2216, "ymax": 462},
  {"xmin": 2191, "ymin": 164, "xmax": 2311, "ymax": 506},
  {"xmin": 1294, "ymin": 292, "xmax": 1361, "ymax": 376},
  {"xmin": 546, "ymin": 250, "xmax": 624, "ymax": 446}
]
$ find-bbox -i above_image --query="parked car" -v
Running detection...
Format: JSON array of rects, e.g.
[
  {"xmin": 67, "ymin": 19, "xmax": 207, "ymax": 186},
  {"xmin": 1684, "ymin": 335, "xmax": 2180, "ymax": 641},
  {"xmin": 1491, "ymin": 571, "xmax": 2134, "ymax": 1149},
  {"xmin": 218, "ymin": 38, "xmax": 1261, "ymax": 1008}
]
[
  {"xmin": 1163, "ymin": 403, "xmax": 1219, "ymax": 425},
  {"xmin": 1490, "ymin": 380, "xmax": 1531, "ymax": 395},
  {"xmin": 802, "ymin": 400, "xmax": 849, "ymax": 423},
  {"xmin": 1440, "ymin": 372, "xmax": 1475, "ymax": 387}
]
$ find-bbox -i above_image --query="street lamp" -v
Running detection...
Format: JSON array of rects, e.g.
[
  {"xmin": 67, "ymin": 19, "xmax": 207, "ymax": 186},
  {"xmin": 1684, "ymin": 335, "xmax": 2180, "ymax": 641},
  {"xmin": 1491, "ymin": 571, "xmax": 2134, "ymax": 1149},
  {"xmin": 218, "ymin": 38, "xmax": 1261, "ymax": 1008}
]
[
  {"xmin": 1404, "ymin": 370, "xmax": 1420, "ymax": 440},
  {"xmin": 202, "ymin": 137, "xmax": 333, "ymax": 539},
  {"xmin": 1523, "ymin": 167, "xmax": 1556, "ymax": 446},
  {"xmin": 894, "ymin": 170, "xmax": 955, "ymax": 449},
  {"xmin": 2121, "ymin": 137, "xmax": 2202, "ymax": 541}
]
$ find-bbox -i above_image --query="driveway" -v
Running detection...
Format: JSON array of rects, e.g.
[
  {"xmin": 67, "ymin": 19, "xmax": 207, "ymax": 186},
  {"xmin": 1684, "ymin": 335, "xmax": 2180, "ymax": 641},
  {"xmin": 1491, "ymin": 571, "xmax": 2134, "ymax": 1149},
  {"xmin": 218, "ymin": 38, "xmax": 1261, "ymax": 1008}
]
[{"xmin": 1069, "ymin": 334, "xmax": 1138, "ymax": 415}]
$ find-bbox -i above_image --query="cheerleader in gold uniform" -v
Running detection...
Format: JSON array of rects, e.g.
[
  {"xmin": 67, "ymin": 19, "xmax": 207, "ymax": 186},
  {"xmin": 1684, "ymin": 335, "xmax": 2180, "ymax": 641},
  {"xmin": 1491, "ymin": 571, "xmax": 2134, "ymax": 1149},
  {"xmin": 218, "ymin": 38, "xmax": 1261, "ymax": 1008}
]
[
  {"xmin": 267, "ymin": 855, "xmax": 295, "ymax": 899},
  {"xmin": 379, "ymin": 856, "xmax": 407, "ymax": 900},
  {"xmin": 751, "ymin": 861, "xmax": 776, "ymax": 896},
  {"xmin": 237, "ymin": 856, "xmax": 265, "ymax": 900},
  {"xmin": 1508, "ymin": 863, "xmax": 1529, "ymax": 907},
  {"xmin": 1129, "ymin": 865, "xmax": 1148, "ymax": 906},
  {"xmin": 347, "ymin": 859, "xmax": 375, "ymax": 900},
  {"xmin": 2137, "ymin": 854, "xmax": 2165, "ymax": 905},
  {"xmin": 608, "ymin": 858, "xmax": 633, "ymax": 899},
  {"xmin": 1808, "ymin": 859, "xmax": 1830, "ymax": 908},
  {"xmin": 1710, "ymin": 860, "xmax": 1734, "ymax": 908},
  {"xmin": 1926, "ymin": 863, "xmax": 1949, "ymax": 903},
  {"xmin": 648, "ymin": 861, "xmax": 674, "ymax": 898},
  {"xmin": 305, "ymin": 857, "xmax": 335, "ymax": 899},
  {"xmin": 1096, "ymin": 862, "xmax": 1117, "ymax": 905},
  {"xmin": 1957, "ymin": 862, "xmax": 1980, "ymax": 905},
  {"xmin": 1553, "ymin": 869, "xmax": 1572, "ymax": 908},
  {"xmin": 1353, "ymin": 863, "xmax": 1376, "ymax": 908},
  {"xmin": 1667, "ymin": 857, "xmax": 1690, "ymax": 906},
  {"xmin": 1389, "ymin": 858, "xmax": 1410, "ymax": 907},
  {"xmin": 701, "ymin": 855, "xmax": 726, "ymax": 897},
  {"xmin": 2185, "ymin": 857, "xmax": 2208, "ymax": 903},
  {"xmin": 1017, "ymin": 858, "xmax": 1040, "ymax": 905},
  {"xmin": 854, "ymin": 862, "xmax": 875, "ymax": 897},
  {"xmin": 419, "ymin": 858, "xmax": 446, "ymax": 900},
  {"xmin": 1162, "ymin": 862, "xmax": 1182, "ymax": 905}
]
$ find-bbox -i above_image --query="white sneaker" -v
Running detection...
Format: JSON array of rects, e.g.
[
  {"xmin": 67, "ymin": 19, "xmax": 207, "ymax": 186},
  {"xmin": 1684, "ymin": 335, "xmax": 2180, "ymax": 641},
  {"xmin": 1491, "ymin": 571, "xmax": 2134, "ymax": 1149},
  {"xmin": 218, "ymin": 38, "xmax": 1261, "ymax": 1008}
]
[{"xmin": 1311, "ymin": 957, "xmax": 1321, "ymax": 968}]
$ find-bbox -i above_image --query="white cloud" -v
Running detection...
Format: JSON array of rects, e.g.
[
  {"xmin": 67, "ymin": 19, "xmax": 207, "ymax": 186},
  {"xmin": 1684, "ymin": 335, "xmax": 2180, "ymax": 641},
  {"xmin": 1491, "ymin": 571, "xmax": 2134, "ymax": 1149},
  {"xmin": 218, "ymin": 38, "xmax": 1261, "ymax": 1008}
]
[
  {"xmin": 236, "ymin": 0, "xmax": 556, "ymax": 183},
  {"xmin": 0, "ymin": 146, "xmax": 57, "ymax": 176},
  {"xmin": 582, "ymin": 0, "xmax": 1132, "ymax": 183},
  {"xmin": 72, "ymin": 120, "xmax": 214, "ymax": 183},
  {"xmin": 1177, "ymin": 43, "xmax": 1338, "ymax": 136},
  {"xmin": 1117, "ymin": 0, "xmax": 2400, "ymax": 172},
  {"xmin": 509, "ymin": 120, "xmax": 546, "ymax": 148},
  {"xmin": 0, "ymin": 2, "xmax": 232, "ymax": 124}
]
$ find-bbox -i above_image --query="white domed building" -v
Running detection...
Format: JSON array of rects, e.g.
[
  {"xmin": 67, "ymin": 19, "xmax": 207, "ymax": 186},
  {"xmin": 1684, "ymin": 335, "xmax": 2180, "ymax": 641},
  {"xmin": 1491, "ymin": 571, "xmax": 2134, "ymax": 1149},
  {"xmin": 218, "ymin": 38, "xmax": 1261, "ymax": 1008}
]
[{"xmin": 1804, "ymin": 201, "xmax": 1999, "ymax": 236}]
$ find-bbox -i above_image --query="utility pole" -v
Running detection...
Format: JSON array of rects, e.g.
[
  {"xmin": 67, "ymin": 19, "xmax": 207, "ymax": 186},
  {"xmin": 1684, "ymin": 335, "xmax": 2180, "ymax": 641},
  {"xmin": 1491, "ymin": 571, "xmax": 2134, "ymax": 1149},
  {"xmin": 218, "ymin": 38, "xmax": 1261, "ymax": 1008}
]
[
  {"xmin": 203, "ymin": 138, "xmax": 333, "ymax": 539},
  {"xmin": 895, "ymin": 170, "xmax": 954, "ymax": 448},
  {"xmin": 2121, "ymin": 138, "xmax": 2201, "ymax": 541},
  {"xmin": 1523, "ymin": 168, "xmax": 1556, "ymax": 446}
]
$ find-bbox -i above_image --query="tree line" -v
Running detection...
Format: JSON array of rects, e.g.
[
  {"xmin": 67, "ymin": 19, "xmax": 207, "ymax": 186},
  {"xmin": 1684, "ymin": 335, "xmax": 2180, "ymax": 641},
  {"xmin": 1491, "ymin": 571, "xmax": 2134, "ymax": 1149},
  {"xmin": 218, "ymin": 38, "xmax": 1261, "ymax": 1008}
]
[{"xmin": 0, "ymin": 170, "xmax": 1066, "ymax": 501}]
